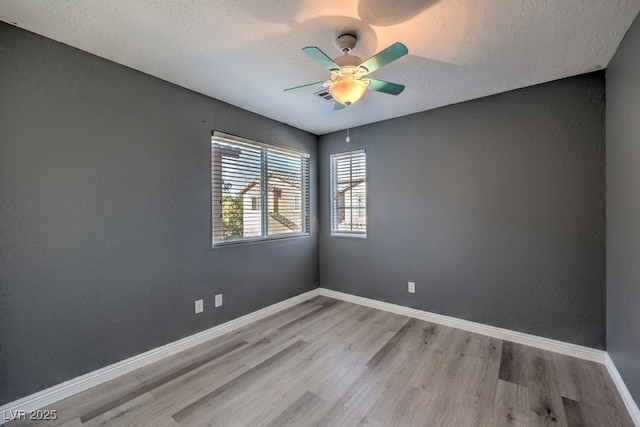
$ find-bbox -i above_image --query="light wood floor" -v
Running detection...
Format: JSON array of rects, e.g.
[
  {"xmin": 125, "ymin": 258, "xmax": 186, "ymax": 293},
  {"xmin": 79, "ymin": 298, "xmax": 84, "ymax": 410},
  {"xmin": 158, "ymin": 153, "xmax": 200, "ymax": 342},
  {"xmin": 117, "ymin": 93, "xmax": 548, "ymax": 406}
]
[{"xmin": 8, "ymin": 296, "xmax": 633, "ymax": 427}]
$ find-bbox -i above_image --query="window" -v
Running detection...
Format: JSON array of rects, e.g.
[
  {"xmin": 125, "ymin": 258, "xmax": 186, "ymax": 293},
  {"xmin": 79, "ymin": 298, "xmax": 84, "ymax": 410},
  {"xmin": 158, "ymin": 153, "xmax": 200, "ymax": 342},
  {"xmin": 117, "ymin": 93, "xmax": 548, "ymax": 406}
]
[
  {"xmin": 357, "ymin": 194, "xmax": 366, "ymax": 218},
  {"xmin": 212, "ymin": 132, "xmax": 310, "ymax": 246},
  {"xmin": 251, "ymin": 197, "xmax": 260, "ymax": 211},
  {"xmin": 330, "ymin": 150, "xmax": 366, "ymax": 237}
]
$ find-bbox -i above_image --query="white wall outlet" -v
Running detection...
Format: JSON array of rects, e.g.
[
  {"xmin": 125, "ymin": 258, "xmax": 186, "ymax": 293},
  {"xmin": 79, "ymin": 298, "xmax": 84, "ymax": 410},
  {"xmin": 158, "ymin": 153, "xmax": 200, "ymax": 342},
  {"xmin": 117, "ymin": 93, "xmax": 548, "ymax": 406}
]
[
  {"xmin": 408, "ymin": 282, "xmax": 416, "ymax": 293},
  {"xmin": 215, "ymin": 294, "xmax": 223, "ymax": 308},
  {"xmin": 194, "ymin": 299, "xmax": 204, "ymax": 314}
]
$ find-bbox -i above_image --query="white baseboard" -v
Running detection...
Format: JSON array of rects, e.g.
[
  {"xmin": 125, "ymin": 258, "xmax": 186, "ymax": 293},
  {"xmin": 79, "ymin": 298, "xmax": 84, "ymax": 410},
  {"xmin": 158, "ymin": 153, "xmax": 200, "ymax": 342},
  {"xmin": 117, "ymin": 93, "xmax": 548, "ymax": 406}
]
[
  {"xmin": 0, "ymin": 288, "xmax": 321, "ymax": 425},
  {"xmin": 318, "ymin": 288, "xmax": 605, "ymax": 363},
  {"xmin": 605, "ymin": 353, "xmax": 640, "ymax": 426}
]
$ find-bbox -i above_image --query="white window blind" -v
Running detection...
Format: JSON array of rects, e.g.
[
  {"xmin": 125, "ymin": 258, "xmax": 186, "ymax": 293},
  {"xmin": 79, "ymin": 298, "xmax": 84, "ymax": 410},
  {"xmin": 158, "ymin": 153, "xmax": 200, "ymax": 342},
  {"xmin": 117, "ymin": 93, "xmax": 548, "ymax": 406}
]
[
  {"xmin": 330, "ymin": 150, "xmax": 366, "ymax": 237},
  {"xmin": 212, "ymin": 132, "xmax": 310, "ymax": 246}
]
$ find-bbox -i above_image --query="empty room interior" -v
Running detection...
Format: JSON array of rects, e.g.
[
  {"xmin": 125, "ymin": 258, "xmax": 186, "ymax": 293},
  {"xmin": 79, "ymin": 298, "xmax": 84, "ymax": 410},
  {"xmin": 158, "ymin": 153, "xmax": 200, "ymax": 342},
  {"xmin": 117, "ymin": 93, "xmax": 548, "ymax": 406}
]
[{"xmin": 2, "ymin": 1, "xmax": 640, "ymax": 426}]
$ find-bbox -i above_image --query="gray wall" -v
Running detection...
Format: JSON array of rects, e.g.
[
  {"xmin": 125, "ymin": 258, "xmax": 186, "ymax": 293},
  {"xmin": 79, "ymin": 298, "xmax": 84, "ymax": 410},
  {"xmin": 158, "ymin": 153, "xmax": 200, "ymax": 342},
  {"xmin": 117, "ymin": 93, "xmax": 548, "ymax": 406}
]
[
  {"xmin": 606, "ymin": 12, "xmax": 640, "ymax": 407},
  {"xmin": 319, "ymin": 72, "xmax": 606, "ymax": 349},
  {"xmin": 0, "ymin": 23, "xmax": 318, "ymax": 405}
]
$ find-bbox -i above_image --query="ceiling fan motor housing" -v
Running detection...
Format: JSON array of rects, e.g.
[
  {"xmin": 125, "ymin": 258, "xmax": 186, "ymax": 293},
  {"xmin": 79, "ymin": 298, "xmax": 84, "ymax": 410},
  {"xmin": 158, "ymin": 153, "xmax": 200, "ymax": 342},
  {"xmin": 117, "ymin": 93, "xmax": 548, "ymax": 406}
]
[
  {"xmin": 334, "ymin": 33, "xmax": 365, "ymax": 74},
  {"xmin": 336, "ymin": 33, "xmax": 357, "ymax": 53},
  {"xmin": 334, "ymin": 54, "xmax": 363, "ymax": 68}
]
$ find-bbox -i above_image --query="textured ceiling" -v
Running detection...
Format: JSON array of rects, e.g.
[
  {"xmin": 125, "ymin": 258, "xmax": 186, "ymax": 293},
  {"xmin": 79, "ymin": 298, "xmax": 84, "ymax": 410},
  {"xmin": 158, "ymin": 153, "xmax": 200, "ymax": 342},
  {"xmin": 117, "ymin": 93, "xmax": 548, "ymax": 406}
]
[{"xmin": 2, "ymin": 0, "xmax": 639, "ymax": 135}]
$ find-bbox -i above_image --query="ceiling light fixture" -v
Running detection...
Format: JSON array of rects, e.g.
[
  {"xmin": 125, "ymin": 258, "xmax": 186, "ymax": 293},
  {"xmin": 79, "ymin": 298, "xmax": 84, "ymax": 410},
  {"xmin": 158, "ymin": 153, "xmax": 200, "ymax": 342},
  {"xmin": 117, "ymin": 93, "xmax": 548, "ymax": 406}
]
[
  {"xmin": 329, "ymin": 71, "xmax": 370, "ymax": 106},
  {"xmin": 327, "ymin": 36, "xmax": 369, "ymax": 107}
]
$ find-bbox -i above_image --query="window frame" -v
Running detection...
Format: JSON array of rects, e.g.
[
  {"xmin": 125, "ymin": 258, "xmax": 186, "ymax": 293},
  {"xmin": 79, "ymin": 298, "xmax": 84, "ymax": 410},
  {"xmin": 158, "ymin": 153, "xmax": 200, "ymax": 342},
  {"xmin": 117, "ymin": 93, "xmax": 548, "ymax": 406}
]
[
  {"xmin": 330, "ymin": 149, "xmax": 367, "ymax": 238},
  {"xmin": 212, "ymin": 131, "xmax": 310, "ymax": 247},
  {"xmin": 251, "ymin": 197, "xmax": 261, "ymax": 211}
]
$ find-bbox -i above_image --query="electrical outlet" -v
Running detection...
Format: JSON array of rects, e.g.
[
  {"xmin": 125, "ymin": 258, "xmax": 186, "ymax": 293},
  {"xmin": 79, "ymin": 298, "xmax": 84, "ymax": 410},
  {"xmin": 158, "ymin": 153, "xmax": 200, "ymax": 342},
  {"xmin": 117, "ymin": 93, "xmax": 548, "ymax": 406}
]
[
  {"xmin": 408, "ymin": 282, "xmax": 416, "ymax": 294},
  {"xmin": 215, "ymin": 294, "xmax": 223, "ymax": 308},
  {"xmin": 195, "ymin": 299, "xmax": 204, "ymax": 314}
]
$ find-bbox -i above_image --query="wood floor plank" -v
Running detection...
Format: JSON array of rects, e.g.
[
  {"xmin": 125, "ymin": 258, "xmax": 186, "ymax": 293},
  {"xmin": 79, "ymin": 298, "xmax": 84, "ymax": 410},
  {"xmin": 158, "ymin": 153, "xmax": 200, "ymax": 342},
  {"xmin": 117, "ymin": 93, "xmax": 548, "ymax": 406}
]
[
  {"xmin": 18, "ymin": 364, "xmax": 150, "ymax": 427},
  {"xmin": 264, "ymin": 391, "xmax": 328, "ymax": 427},
  {"xmin": 548, "ymin": 352, "xmax": 581, "ymax": 401},
  {"xmin": 574, "ymin": 397, "xmax": 633, "ymax": 427},
  {"xmin": 299, "ymin": 335, "xmax": 371, "ymax": 395},
  {"xmin": 320, "ymin": 306, "xmax": 385, "ymax": 344},
  {"xmin": 580, "ymin": 361, "xmax": 635, "ymax": 427},
  {"xmin": 308, "ymin": 324, "xmax": 389, "ymax": 401},
  {"xmin": 198, "ymin": 323, "xmax": 364, "ymax": 425},
  {"xmin": 150, "ymin": 326, "xmax": 300, "ymax": 403},
  {"xmin": 146, "ymin": 331, "xmax": 310, "ymax": 424},
  {"xmin": 79, "ymin": 339, "xmax": 247, "ymax": 423},
  {"xmin": 366, "ymin": 321, "xmax": 445, "ymax": 424},
  {"xmin": 171, "ymin": 340, "xmax": 309, "ymax": 424},
  {"xmin": 82, "ymin": 393, "xmax": 164, "ymax": 427},
  {"xmin": 226, "ymin": 299, "xmax": 324, "ymax": 343},
  {"xmin": 494, "ymin": 379, "xmax": 530, "ymax": 426},
  {"xmin": 311, "ymin": 368, "xmax": 385, "ymax": 427},
  {"xmin": 460, "ymin": 335, "xmax": 503, "ymax": 427},
  {"xmin": 562, "ymin": 397, "xmax": 586, "ymax": 427},
  {"xmin": 342, "ymin": 310, "xmax": 411, "ymax": 361},
  {"xmin": 297, "ymin": 302, "xmax": 365, "ymax": 343},
  {"xmin": 196, "ymin": 332, "xmax": 352, "ymax": 426},
  {"xmin": 276, "ymin": 299, "xmax": 342, "ymax": 333},
  {"xmin": 527, "ymin": 355, "xmax": 567, "ymax": 426},
  {"xmin": 425, "ymin": 330, "xmax": 489, "ymax": 427},
  {"xmin": 224, "ymin": 310, "xmax": 396, "ymax": 426},
  {"xmin": 395, "ymin": 326, "xmax": 459, "ymax": 426},
  {"xmin": 499, "ymin": 340, "xmax": 528, "ymax": 386},
  {"xmin": 408, "ymin": 324, "xmax": 457, "ymax": 390},
  {"xmin": 545, "ymin": 352, "xmax": 632, "ymax": 426},
  {"xmin": 355, "ymin": 306, "xmax": 378, "ymax": 322},
  {"xmin": 364, "ymin": 317, "xmax": 413, "ymax": 368}
]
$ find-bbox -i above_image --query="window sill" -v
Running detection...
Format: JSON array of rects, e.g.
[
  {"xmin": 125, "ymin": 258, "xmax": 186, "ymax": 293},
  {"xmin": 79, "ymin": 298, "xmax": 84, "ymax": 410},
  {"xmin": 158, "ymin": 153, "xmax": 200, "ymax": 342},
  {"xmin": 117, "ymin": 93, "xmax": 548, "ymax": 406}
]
[
  {"xmin": 330, "ymin": 232, "xmax": 367, "ymax": 239},
  {"xmin": 212, "ymin": 232, "xmax": 310, "ymax": 248}
]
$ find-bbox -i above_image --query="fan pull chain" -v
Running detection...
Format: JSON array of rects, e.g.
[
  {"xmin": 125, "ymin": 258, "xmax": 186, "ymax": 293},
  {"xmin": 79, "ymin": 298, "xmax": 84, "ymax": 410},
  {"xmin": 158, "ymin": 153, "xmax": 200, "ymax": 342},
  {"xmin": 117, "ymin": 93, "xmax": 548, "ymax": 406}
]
[{"xmin": 345, "ymin": 113, "xmax": 351, "ymax": 143}]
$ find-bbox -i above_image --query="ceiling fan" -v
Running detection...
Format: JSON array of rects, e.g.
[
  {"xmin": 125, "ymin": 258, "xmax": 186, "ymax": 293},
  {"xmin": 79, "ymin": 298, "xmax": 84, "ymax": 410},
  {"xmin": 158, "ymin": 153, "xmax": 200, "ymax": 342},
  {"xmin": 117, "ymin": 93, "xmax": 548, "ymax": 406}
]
[{"xmin": 284, "ymin": 34, "xmax": 408, "ymax": 110}]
